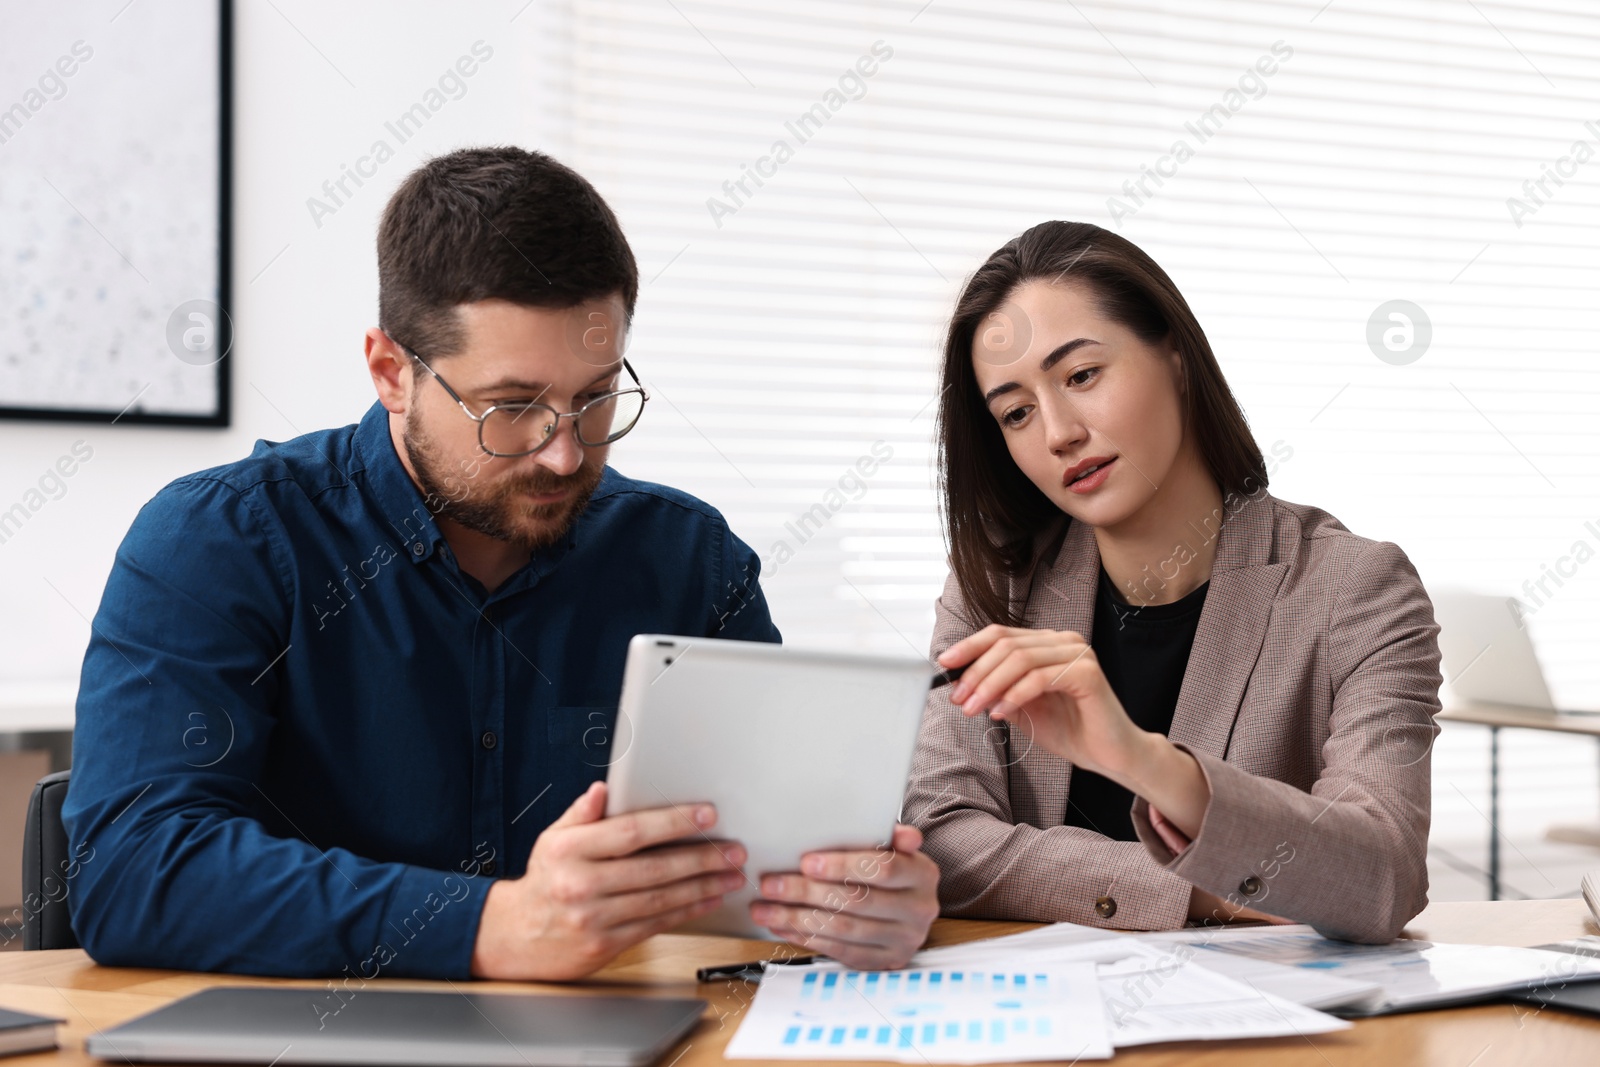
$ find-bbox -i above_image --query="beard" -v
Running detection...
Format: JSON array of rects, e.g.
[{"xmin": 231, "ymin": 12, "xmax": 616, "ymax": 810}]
[{"xmin": 404, "ymin": 416, "xmax": 606, "ymax": 554}]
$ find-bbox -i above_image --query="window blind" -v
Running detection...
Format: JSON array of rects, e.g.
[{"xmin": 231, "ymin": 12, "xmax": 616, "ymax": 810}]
[{"xmin": 511, "ymin": 0, "xmax": 1600, "ymax": 856}]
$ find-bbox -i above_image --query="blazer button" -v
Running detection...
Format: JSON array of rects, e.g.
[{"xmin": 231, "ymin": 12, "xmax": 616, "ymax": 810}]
[
  {"xmin": 481, "ymin": 731, "xmax": 498, "ymax": 750},
  {"xmin": 1094, "ymin": 895, "xmax": 1117, "ymax": 919},
  {"xmin": 480, "ymin": 859, "xmax": 497, "ymax": 876},
  {"xmin": 1239, "ymin": 876, "xmax": 1264, "ymax": 898}
]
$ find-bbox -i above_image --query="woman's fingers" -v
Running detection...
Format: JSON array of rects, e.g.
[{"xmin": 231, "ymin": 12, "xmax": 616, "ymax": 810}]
[
  {"xmin": 937, "ymin": 623, "xmax": 1014, "ymax": 669},
  {"xmin": 956, "ymin": 641, "xmax": 1055, "ymax": 713},
  {"xmin": 935, "ymin": 623, "xmax": 992, "ymax": 667},
  {"xmin": 955, "ymin": 633, "xmax": 1090, "ymax": 713},
  {"xmin": 939, "ymin": 623, "xmax": 1060, "ymax": 669},
  {"xmin": 949, "ymin": 631, "xmax": 1047, "ymax": 700},
  {"xmin": 995, "ymin": 656, "xmax": 1100, "ymax": 713}
]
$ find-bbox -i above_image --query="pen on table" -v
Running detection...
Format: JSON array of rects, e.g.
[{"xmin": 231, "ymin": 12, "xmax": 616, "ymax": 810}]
[
  {"xmin": 929, "ymin": 664, "xmax": 967, "ymax": 690},
  {"xmin": 696, "ymin": 955, "xmax": 821, "ymax": 982}
]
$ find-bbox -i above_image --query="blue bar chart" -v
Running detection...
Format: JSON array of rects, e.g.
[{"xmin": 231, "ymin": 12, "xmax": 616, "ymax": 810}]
[{"xmin": 724, "ymin": 964, "xmax": 1112, "ymax": 1062}]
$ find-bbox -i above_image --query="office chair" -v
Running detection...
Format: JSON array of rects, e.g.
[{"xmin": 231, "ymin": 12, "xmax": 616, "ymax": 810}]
[{"xmin": 21, "ymin": 769, "xmax": 78, "ymax": 950}]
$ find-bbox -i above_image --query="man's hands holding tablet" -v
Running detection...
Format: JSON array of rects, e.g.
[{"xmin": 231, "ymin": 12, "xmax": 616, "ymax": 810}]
[
  {"xmin": 471, "ymin": 781, "xmax": 746, "ymax": 981},
  {"xmin": 748, "ymin": 823, "xmax": 940, "ymax": 971},
  {"xmin": 471, "ymin": 782, "xmax": 940, "ymax": 980}
]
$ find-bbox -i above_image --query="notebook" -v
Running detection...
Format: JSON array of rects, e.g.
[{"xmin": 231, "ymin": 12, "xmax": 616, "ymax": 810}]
[{"xmin": 0, "ymin": 1006, "xmax": 61, "ymax": 1058}]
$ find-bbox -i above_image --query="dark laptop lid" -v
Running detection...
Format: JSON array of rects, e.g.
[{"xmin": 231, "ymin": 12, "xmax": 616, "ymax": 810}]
[{"xmin": 87, "ymin": 987, "xmax": 705, "ymax": 1067}]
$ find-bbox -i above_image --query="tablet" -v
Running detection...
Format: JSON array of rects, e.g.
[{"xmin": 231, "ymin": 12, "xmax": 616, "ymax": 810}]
[{"xmin": 604, "ymin": 633, "xmax": 934, "ymax": 939}]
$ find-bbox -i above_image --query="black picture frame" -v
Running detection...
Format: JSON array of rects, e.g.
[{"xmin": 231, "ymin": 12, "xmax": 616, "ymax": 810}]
[{"xmin": 0, "ymin": 0, "xmax": 233, "ymax": 428}]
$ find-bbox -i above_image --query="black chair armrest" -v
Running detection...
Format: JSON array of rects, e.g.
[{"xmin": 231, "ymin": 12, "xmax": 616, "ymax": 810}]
[{"xmin": 22, "ymin": 769, "xmax": 78, "ymax": 951}]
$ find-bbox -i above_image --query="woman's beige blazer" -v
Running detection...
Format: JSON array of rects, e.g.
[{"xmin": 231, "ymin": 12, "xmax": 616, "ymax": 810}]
[{"xmin": 903, "ymin": 491, "xmax": 1443, "ymax": 943}]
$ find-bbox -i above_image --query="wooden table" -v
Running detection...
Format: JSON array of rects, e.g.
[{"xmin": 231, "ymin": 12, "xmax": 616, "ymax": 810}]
[
  {"xmin": 2, "ymin": 900, "xmax": 1597, "ymax": 1066},
  {"xmin": 1438, "ymin": 701, "xmax": 1600, "ymax": 898}
]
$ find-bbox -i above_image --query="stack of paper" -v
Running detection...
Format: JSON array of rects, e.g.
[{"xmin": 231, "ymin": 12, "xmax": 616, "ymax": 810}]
[
  {"xmin": 725, "ymin": 932, "xmax": 1350, "ymax": 1061},
  {"xmin": 918, "ymin": 921, "xmax": 1380, "ymax": 1011},
  {"xmin": 908, "ymin": 932, "xmax": 1351, "ymax": 1048},
  {"xmin": 1139, "ymin": 924, "xmax": 1600, "ymax": 1015},
  {"xmin": 725, "ymin": 917, "xmax": 1600, "ymax": 1061}
]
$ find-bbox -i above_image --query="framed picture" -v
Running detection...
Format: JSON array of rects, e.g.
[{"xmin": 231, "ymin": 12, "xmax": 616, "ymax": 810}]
[{"xmin": 0, "ymin": 0, "xmax": 232, "ymax": 426}]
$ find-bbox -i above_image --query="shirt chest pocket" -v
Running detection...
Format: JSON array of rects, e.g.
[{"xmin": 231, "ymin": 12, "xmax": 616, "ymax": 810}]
[{"xmin": 547, "ymin": 706, "xmax": 618, "ymax": 765}]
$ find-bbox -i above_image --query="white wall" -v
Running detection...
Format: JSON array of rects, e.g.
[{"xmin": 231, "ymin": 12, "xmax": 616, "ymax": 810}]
[
  {"xmin": 0, "ymin": 1, "xmax": 548, "ymax": 690},
  {"xmin": 2, "ymin": 2, "xmax": 1598, "ymax": 900}
]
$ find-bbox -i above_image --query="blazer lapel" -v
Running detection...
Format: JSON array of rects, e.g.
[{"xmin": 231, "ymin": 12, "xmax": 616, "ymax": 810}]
[
  {"xmin": 1167, "ymin": 495, "xmax": 1290, "ymax": 760},
  {"xmin": 1009, "ymin": 494, "xmax": 1291, "ymax": 826}
]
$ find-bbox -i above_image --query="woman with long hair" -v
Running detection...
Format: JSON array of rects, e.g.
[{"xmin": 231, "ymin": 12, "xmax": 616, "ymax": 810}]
[{"xmin": 903, "ymin": 221, "xmax": 1442, "ymax": 943}]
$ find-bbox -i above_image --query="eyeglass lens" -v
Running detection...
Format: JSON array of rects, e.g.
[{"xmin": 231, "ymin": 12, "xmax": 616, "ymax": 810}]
[{"xmin": 481, "ymin": 390, "xmax": 644, "ymax": 455}]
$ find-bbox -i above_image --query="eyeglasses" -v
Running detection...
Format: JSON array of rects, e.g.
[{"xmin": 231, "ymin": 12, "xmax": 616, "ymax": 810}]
[{"xmin": 397, "ymin": 341, "xmax": 648, "ymax": 458}]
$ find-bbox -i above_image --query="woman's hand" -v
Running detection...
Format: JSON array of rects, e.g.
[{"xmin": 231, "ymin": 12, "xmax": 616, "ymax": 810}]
[
  {"xmin": 941, "ymin": 625, "xmax": 1146, "ymax": 781},
  {"xmin": 939, "ymin": 624, "xmax": 1211, "ymax": 837}
]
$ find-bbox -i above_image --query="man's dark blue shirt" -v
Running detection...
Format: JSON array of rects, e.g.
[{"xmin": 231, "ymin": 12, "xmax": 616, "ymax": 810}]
[{"xmin": 63, "ymin": 400, "xmax": 780, "ymax": 979}]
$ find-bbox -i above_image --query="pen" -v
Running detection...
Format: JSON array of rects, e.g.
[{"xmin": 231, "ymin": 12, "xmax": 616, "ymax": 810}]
[
  {"xmin": 696, "ymin": 955, "xmax": 821, "ymax": 982},
  {"xmin": 929, "ymin": 664, "xmax": 967, "ymax": 690}
]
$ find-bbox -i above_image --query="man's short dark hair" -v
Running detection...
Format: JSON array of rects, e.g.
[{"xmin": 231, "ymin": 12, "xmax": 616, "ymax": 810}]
[{"xmin": 377, "ymin": 146, "xmax": 639, "ymax": 359}]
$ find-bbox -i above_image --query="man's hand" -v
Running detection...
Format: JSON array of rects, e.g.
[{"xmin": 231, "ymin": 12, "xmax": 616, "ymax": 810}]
[
  {"xmin": 471, "ymin": 781, "xmax": 748, "ymax": 981},
  {"xmin": 749, "ymin": 824, "xmax": 940, "ymax": 970}
]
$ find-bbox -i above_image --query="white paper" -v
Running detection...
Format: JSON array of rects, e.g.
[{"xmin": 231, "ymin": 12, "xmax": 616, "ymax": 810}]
[
  {"xmin": 911, "ymin": 922, "xmax": 1374, "ymax": 1014},
  {"xmin": 896, "ymin": 934, "xmax": 1349, "ymax": 1047},
  {"xmin": 1137, "ymin": 929, "xmax": 1382, "ymax": 1010},
  {"xmin": 723, "ymin": 963, "xmax": 1113, "ymax": 1063},
  {"xmin": 1092, "ymin": 949, "xmax": 1352, "ymax": 1046},
  {"xmin": 1140, "ymin": 924, "xmax": 1600, "ymax": 1015}
]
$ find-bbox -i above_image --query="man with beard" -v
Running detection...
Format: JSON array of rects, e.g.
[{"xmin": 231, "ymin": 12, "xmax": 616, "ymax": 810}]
[{"xmin": 63, "ymin": 147, "xmax": 939, "ymax": 981}]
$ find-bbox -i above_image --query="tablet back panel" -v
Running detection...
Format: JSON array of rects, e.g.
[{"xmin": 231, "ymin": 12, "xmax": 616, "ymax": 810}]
[{"xmin": 605, "ymin": 634, "xmax": 933, "ymax": 938}]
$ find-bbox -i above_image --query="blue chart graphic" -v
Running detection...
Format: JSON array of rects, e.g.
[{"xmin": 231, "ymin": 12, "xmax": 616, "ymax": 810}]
[{"xmin": 780, "ymin": 969, "xmax": 1057, "ymax": 1050}]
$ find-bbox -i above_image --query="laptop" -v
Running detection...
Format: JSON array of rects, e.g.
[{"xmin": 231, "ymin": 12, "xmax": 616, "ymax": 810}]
[
  {"xmin": 86, "ymin": 988, "xmax": 704, "ymax": 1067},
  {"xmin": 1508, "ymin": 936, "xmax": 1600, "ymax": 1018},
  {"xmin": 1431, "ymin": 588, "xmax": 1562, "ymax": 711}
]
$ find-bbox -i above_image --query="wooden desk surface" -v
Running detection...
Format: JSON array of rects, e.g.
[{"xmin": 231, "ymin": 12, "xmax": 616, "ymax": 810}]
[
  {"xmin": 2, "ymin": 900, "xmax": 1597, "ymax": 1066},
  {"xmin": 1440, "ymin": 701, "xmax": 1600, "ymax": 737}
]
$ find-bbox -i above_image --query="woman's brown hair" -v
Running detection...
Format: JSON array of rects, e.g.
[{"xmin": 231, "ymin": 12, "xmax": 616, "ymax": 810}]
[{"xmin": 936, "ymin": 220, "xmax": 1267, "ymax": 627}]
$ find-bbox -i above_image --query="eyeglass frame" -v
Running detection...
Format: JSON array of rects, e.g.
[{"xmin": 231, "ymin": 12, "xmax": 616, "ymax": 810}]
[{"xmin": 394, "ymin": 339, "xmax": 649, "ymax": 458}]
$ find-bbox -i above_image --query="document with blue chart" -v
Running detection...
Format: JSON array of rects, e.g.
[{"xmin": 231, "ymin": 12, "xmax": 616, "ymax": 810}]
[
  {"xmin": 751, "ymin": 927, "xmax": 1355, "ymax": 1052},
  {"xmin": 723, "ymin": 963, "xmax": 1113, "ymax": 1063}
]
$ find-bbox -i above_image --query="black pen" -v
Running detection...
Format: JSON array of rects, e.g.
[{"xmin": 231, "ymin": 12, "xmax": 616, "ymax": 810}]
[
  {"xmin": 696, "ymin": 955, "xmax": 821, "ymax": 982},
  {"xmin": 929, "ymin": 664, "xmax": 967, "ymax": 690}
]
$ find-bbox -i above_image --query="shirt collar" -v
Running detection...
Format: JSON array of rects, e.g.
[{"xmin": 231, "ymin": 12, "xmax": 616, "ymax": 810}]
[
  {"xmin": 351, "ymin": 400, "xmax": 446, "ymax": 565},
  {"xmin": 350, "ymin": 400, "xmax": 594, "ymax": 578}
]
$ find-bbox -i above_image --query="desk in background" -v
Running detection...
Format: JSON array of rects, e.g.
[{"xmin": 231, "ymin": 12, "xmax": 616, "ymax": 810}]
[
  {"xmin": 1439, "ymin": 701, "xmax": 1600, "ymax": 899},
  {"xmin": 0, "ymin": 900, "xmax": 1596, "ymax": 1066}
]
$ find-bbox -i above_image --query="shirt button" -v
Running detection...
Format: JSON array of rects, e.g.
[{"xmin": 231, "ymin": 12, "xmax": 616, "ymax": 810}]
[
  {"xmin": 480, "ymin": 731, "xmax": 498, "ymax": 750},
  {"xmin": 1239, "ymin": 876, "xmax": 1264, "ymax": 898},
  {"xmin": 412, "ymin": 542, "xmax": 425, "ymax": 556},
  {"xmin": 1094, "ymin": 895, "xmax": 1117, "ymax": 919},
  {"xmin": 480, "ymin": 859, "xmax": 497, "ymax": 876}
]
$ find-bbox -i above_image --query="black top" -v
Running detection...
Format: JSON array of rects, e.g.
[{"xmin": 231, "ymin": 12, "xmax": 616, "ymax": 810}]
[{"xmin": 1063, "ymin": 564, "xmax": 1209, "ymax": 841}]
